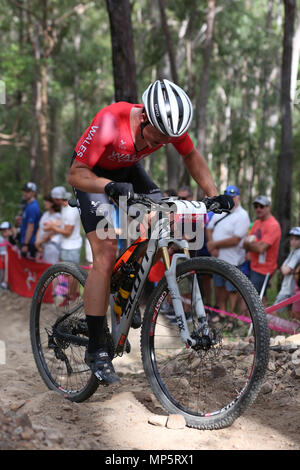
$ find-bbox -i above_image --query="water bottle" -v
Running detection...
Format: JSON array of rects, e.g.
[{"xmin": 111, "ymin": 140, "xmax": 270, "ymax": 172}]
[{"xmin": 113, "ymin": 265, "xmax": 136, "ymax": 316}]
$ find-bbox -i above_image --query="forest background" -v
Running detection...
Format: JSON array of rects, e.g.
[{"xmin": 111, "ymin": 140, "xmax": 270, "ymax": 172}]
[{"xmin": 0, "ymin": 0, "xmax": 299, "ymax": 262}]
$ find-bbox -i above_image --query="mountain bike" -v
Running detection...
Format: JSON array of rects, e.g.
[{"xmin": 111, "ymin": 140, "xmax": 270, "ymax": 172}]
[{"xmin": 30, "ymin": 195, "xmax": 269, "ymax": 430}]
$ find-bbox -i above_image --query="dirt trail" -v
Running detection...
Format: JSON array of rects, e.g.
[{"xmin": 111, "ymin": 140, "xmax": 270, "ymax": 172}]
[{"xmin": 0, "ymin": 290, "xmax": 299, "ymax": 450}]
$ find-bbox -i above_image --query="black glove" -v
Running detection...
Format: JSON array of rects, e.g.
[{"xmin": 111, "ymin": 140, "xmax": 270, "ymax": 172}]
[
  {"xmin": 204, "ymin": 194, "xmax": 234, "ymax": 211},
  {"xmin": 215, "ymin": 194, "xmax": 234, "ymax": 210},
  {"xmin": 104, "ymin": 182, "xmax": 134, "ymax": 200}
]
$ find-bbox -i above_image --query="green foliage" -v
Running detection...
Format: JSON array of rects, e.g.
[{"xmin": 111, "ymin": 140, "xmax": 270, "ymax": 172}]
[{"xmin": 0, "ymin": 0, "xmax": 299, "ymax": 224}]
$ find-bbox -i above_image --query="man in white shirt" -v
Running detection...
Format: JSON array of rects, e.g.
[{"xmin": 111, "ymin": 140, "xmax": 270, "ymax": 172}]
[
  {"xmin": 44, "ymin": 186, "xmax": 82, "ymax": 303},
  {"xmin": 207, "ymin": 185, "xmax": 250, "ymax": 312},
  {"xmin": 44, "ymin": 186, "xmax": 82, "ymax": 263}
]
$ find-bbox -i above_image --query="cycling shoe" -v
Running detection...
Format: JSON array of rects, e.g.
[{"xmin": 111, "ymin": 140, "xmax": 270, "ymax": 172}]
[{"xmin": 84, "ymin": 348, "xmax": 120, "ymax": 385}]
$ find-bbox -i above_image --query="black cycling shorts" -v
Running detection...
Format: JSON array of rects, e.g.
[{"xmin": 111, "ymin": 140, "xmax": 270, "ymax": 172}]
[{"xmin": 70, "ymin": 152, "xmax": 162, "ymax": 234}]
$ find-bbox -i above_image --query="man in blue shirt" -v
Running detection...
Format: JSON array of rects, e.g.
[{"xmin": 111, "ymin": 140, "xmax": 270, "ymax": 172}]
[{"xmin": 20, "ymin": 182, "xmax": 41, "ymax": 258}]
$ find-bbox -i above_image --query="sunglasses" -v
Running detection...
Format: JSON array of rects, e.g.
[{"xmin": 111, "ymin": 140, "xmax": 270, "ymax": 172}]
[{"xmin": 253, "ymin": 203, "xmax": 265, "ymax": 209}]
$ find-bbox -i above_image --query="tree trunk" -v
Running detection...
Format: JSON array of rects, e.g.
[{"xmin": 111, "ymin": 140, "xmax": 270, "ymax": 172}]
[
  {"xmin": 197, "ymin": 0, "xmax": 216, "ymax": 156},
  {"xmin": 106, "ymin": 0, "xmax": 138, "ymax": 103},
  {"xmin": 276, "ymin": 0, "xmax": 296, "ymax": 264},
  {"xmin": 258, "ymin": 0, "xmax": 274, "ymax": 195},
  {"xmin": 38, "ymin": 61, "xmax": 52, "ymax": 192},
  {"xmin": 48, "ymin": 97, "xmax": 57, "ymax": 184},
  {"xmin": 157, "ymin": 0, "xmax": 190, "ymax": 190},
  {"xmin": 291, "ymin": 10, "xmax": 300, "ymax": 103},
  {"xmin": 157, "ymin": 0, "xmax": 178, "ymax": 83},
  {"xmin": 196, "ymin": 0, "xmax": 216, "ymax": 199},
  {"xmin": 30, "ymin": 79, "xmax": 39, "ymax": 182}
]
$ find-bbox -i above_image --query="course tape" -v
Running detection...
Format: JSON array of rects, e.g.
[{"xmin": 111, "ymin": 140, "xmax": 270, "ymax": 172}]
[{"xmin": 204, "ymin": 293, "xmax": 300, "ymax": 334}]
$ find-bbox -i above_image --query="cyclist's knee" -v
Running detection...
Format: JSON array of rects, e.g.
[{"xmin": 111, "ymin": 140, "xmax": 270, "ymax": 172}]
[{"xmin": 91, "ymin": 239, "xmax": 117, "ymax": 273}]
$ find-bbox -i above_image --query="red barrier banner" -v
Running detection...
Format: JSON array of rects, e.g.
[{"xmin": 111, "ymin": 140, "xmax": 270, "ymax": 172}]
[{"xmin": 7, "ymin": 245, "xmax": 53, "ymax": 302}]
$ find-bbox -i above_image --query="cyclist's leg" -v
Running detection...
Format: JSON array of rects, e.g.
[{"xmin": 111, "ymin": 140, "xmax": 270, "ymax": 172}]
[
  {"xmin": 84, "ymin": 232, "xmax": 120, "ymax": 384},
  {"xmin": 74, "ymin": 187, "xmax": 120, "ymax": 383},
  {"xmin": 84, "ymin": 231, "xmax": 117, "ymax": 321}
]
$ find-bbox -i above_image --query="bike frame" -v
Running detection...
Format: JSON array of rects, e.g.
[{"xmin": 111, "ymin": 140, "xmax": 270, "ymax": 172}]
[{"xmin": 109, "ymin": 208, "xmax": 208, "ymax": 355}]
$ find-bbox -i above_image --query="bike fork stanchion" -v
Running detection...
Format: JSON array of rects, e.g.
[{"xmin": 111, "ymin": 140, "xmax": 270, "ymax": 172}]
[
  {"xmin": 192, "ymin": 274, "xmax": 208, "ymax": 321},
  {"xmin": 163, "ymin": 251, "xmax": 197, "ymax": 347},
  {"xmin": 248, "ymin": 272, "xmax": 270, "ymax": 336}
]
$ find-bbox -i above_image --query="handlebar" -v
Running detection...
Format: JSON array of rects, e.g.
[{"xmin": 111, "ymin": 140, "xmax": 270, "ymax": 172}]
[
  {"xmin": 68, "ymin": 193, "xmax": 228, "ymax": 214},
  {"xmin": 131, "ymin": 194, "xmax": 226, "ymax": 214}
]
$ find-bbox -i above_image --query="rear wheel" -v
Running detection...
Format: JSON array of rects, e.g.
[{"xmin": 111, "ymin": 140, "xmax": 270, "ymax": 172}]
[
  {"xmin": 30, "ymin": 262, "xmax": 99, "ymax": 402},
  {"xmin": 141, "ymin": 257, "xmax": 269, "ymax": 429}
]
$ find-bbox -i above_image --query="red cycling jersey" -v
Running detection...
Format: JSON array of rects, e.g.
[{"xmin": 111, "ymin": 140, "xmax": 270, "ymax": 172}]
[{"xmin": 75, "ymin": 102, "xmax": 194, "ymax": 170}]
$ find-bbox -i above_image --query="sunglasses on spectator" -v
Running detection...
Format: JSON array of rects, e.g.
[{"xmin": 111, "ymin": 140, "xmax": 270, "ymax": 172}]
[{"xmin": 253, "ymin": 203, "xmax": 265, "ymax": 209}]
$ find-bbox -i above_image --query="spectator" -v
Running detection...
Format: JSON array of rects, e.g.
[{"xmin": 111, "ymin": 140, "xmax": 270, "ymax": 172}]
[
  {"xmin": 35, "ymin": 195, "xmax": 62, "ymax": 264},
  {"xmin": 163, "ymin": 188, "xmax": 177, "ymax": 197},
  {"xmin": 274, "ymin": 227, "xmax": 300, "ymax": 307},
  {"xmin": 44, "ymin": 186, "xmax": 82, "ymax": 265},
  {"xmin": 177, "ymin": 185, "xmax": 193, "ymax": 201},
  {"xmin": 11, "ymin": 216, "xmax": 22, "ymax": 247},
  {"xmin": 244, "ymin": 195, "xmax": 281, "ymax": 302},
  {"xmin": 207, "ymin": 185, "xmax": 250, "ymax": 313},
  {"xmin": 292, "ymin": 264, "xmax": 300, "ymax": 320},
  {"xmin": 177, "ymin": 185, "xmax": 215, "ymax": 306},
  {"xmin": 0, "ymin": 221, "xmax": 12, "ymax": 289},
  {"xmin": 194, "ymin": 210, "xmax": 214, "ymax": 307},
  {"xmin": 0, "ymin": 221, "xmax": 17, "ymax": 246},
  {"xmin": 20, "ymin": 182, "xmax": 41, "ymax": 258},
  {"xmin": 12, "ymin": 214, "xmax": 22, "ymax": 248}
]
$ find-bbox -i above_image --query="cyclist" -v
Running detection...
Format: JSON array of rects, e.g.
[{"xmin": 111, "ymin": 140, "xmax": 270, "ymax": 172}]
[{"xmin": 67, "ymin": 79, "xmax": 234, "ymax": 385}]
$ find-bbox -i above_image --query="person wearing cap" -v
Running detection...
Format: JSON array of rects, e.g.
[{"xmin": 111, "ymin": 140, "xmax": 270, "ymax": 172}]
[
  {"xmin": 0, "ymin": 221, "xmax": 18, "ymax": 246},
  {"xmin": 177, "ymin": 186, "xmax": 193, "ymax": 201},
  {"xmin": 35, "ymin": 195, "xmax": 62, "ymax": 264},
  {"xmin": 0, "ymin": 222, "xmax": 11, "ymax": 289},
  {"xmin": 244, "ymin": 195, "xmax": 281, "ymax": 299},
  {"xmin": 0, "ymin": 221, "xmax": 12, "ymax": 231},
  {"xmin": 292, "ymin": 263, "xmax": 300, "ymax": 320},
  {"xmin": 206, "ymin": 185, "xmax": 250, "ymax": 314},
  {"xmin": 20, "ymin": 182, "xmax": 41, "ymax": 258},
  {"xmin": 43, "ymin": 186, "xmax": 82, "ymax": 265},
  {"xmin": 273, "ymin": 227, "xmax": 300, "ymax": 310},
  {"xmin": 67, "ymin": 79, "xmax": 234, "ymax": 385}
]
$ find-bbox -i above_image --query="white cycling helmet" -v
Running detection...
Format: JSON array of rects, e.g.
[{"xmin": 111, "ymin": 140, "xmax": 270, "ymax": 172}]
[{"xmin": 142, "ymin": 79, "xmax": 193, "ymax": 137}]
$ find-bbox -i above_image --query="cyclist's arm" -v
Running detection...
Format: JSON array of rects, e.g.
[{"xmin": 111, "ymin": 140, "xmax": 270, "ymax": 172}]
[
  {"xmin": 181, "ymin": 147, "xmax": 218, "ymax": 197},
  {"xmin": 68, "ymin": 160, "xmax": 112, "ymax": 193}
]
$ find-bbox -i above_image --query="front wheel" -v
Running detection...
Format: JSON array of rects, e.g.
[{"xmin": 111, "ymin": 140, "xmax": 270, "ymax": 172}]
[{"xmin": 141, "ymin": 257, "xmax": 269, "ymax": 429}]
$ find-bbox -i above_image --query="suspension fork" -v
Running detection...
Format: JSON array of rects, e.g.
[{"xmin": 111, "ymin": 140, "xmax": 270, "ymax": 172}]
[{"xmin": 160, "ymin": 241, "xmax": 209, "ymax": 346}]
